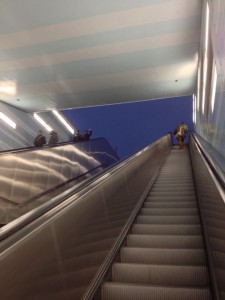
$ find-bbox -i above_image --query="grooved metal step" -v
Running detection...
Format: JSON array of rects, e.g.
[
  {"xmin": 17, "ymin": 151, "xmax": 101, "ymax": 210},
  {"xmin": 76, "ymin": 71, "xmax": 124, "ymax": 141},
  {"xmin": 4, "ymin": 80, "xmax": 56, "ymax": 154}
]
[
  {"xmin": 136, "ymin": 215, "xmax": 200, "ymax": 225},
  {"xmin": 151, "ymin": 186, "xmax": 195, "ymax": 192},
  {"xmin": 132, "ymin": 224, "xmax": 202, "ymax": 235},
  {"xmin": 144, "ymin": 202, "xmax": 197, "ymax": 208},
  {"xmin": 101, "ymin": 283, "xmax": 212, "ymax": 300},
  {"xmin": 140, "ymin": 207, "xmax": 198, "ymax": 215},
  {"xmin": 145, "ymin": 196, "xmax": 197, "ymax": 202},
  {"xmin": 101, "ymin": 149, "xmax": 212, "ymax": 300},
  {"xmin": 112, "ymin": 263, "xmax": 210, "ymax": 286},
  {"xmin": 148, "ymin": 191, "xmax": 196, "ymax": 197},
  {"xmin": 126, "ymin": 234, "xmax": 204, "ymax": 249},
  {"xmin": 120, "ymin": 247, "xmax": 207, "ymax": 266}
]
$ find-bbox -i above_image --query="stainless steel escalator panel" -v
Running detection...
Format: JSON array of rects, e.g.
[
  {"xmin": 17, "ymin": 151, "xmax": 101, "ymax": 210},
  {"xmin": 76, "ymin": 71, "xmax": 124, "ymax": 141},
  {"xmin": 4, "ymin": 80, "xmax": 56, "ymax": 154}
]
[{"xmin": 0, "ymin": 139, "xmax": 118, "ymax": 206}]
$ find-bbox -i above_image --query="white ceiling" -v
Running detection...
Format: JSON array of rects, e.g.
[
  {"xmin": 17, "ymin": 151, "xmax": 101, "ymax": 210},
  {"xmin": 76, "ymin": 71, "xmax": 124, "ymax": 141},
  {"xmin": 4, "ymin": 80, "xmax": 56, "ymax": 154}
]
[{"xmin": 0, "ymin": 0, "xmax": 202, "ymax": 113}]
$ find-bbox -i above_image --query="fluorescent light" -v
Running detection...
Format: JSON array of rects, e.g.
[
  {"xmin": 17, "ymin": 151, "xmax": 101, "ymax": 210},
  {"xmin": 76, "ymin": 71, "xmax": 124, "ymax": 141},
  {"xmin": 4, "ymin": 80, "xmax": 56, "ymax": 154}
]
[
  {"xmin": 211, "ymin": 64, "xmax": 217, "ymax": 113},
  {"xmin": 202, "ymin": 53, "xmax": 208, "ymax": 114},
  {"xmin": 201, "ymin": 2, "xmax": 210, "ymax": 115},
  {"xmin": 33, "ymin": 113, "xmax": 53, "ymax": 132},
  {"xmin": 0, "ymin": 112, "xmax": 16, "ymax": 129},
  {"xmin": 197, "ymin": 64, "xmax": 201, "ymax": 111},
  {"xmin": 202, "ymin": 88, "xmax": 206, "ymax": 114},
  {"xmin": 52, "ymin": 110, "xmax": 74, "ymax": 134},
  {"xmin": 192, "ymin": 94, "xmax": 196, "ymax": 124},
  {"xmin": 205, "ymin": 2, "xmax": 209, "ymax": 53},
  {"xmin": 0, "ymin": 81, "xmax": 17, "ymax": 95}
]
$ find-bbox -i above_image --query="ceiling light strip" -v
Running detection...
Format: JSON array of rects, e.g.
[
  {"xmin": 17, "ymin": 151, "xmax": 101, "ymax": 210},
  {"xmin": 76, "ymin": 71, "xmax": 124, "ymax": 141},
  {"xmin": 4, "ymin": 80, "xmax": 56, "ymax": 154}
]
[
  {"xmin": 0, "ymin": 112, "xmax": 16, "ymax": 129},
  {"xmin": 33, "ymin": 113, "xmax": 53, "ymax": 132},
  {"xmin": 211, "ymin": 63, "xmax": 217, "ymax": 113},
  {"xmin": 52, "ymin": 110, "xmax": 74, "ymax": 134}
]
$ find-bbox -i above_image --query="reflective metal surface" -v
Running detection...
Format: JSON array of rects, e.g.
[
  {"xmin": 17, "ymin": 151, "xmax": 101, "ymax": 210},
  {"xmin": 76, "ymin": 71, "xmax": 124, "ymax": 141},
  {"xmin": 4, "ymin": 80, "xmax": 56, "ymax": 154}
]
[
  {"xmin": 0, "ymin": 135, "xmax": 171, "ymax": 300},
  {"xmin": 194, "ymin": 0, "xmax": 225, "ymax": 164},
  {"xmin": 190, "ymin": 134, "xmax": 225, "ymax": 299},
  {"xmin": 0, "ymin": 138, "xmax": 118, "ymax": 223},
  {"xmin": 193, "ymin": 133, "xmax": 225, "ymax": 182}
]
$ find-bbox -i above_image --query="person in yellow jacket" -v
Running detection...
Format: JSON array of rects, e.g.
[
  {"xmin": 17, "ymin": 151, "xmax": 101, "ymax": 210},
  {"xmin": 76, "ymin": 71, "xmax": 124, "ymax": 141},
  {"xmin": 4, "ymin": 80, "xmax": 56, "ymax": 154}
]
[{"xmin": 173, "ymin": 122, "xmax": 188, "ymax": 150}]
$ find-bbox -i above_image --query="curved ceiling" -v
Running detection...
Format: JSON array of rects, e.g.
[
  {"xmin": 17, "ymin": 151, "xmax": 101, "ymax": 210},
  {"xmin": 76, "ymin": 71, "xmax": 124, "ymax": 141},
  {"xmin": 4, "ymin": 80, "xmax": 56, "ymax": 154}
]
[{"xmin": 0, "ymin": 0, "xmax": 202, "ymax": 112}]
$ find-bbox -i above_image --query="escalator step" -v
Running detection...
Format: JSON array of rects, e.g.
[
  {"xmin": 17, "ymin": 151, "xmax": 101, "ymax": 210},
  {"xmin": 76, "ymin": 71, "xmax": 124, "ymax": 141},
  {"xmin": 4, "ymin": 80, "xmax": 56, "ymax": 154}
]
[
  {"xmin": 120, "ymin": 247, "xmax": 207, "ymax": 266},
  {"xmin": 145, "ymin": 196, "xmax": 197, "ymax": 202},
  {"xmin": 112, "ymin": 263, "xmax": 210, "ymax": 286},
  {"xmin": 132, "ymin": 224, "xmax": 202, "ymax": 235},
  {"xmin": 148, "ymin": 191, "xmax": 196, "ymax": 197},
  {"xmin": 140, "ymin": 207, "xmax": 198, "ymax": 215},
  {"xmin": 152, "ymin": 182, "xmax": 193, "ymax": 187},
  {"xmin": 153, "ymin": 178, "xmax": 194, "ymax": 182},
  {"xmin": 101, "ymin": 283, "xmax": 212, "ymax": 300},
  {"xmin": 100, "ymin": 149, "xmax": 212, "ymax": 300},
  {"xmin": 151, "ymin": 186, "xmax": 195, "ymax": 192},
  {"xmin": 136, "ymin": 215, "xmax": 200, "ymax": 225},
  {"xmin": 126, "ymin": 234, "xmax": 204, "ymax": 249},
  {"xmin": 144, "ymin": 202, "xmax": 197, "ymax": 208}
]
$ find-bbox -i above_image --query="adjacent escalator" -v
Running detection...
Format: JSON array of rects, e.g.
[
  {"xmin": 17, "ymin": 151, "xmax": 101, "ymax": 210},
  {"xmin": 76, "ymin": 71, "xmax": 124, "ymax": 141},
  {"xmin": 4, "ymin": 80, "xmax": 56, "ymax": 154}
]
[{"xmin": 101, "ymin": 147, "xmax": 212, "ymax": 300}]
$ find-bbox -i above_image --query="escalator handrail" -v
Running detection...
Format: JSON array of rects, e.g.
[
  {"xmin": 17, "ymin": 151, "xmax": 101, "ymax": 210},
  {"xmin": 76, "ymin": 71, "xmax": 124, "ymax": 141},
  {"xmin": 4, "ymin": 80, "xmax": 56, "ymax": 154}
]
[
  {"xmin": 0, "ymin": 134, "xmax": 171, "ymax": 241},
  {"xmin": 0, "ymin": 137, "xmax": 115, "ymax": 156}
]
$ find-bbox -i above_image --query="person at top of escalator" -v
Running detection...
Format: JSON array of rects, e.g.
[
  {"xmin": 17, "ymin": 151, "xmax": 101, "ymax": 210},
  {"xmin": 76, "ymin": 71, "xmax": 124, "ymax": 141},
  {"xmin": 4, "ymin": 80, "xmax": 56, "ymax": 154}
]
[
  {"xmin": 73, "ymin": 130, "xmax": 82, "ymax": 142},
  {"xmin": 173, "ymin": 122, "xmax": 188, "ymax": 150},
  {"xmin": 48, "ymin": 130, "xmax": 58, "ymax": 146},
  {"xmin": 82, "ymin": 129, "xmax": 92, "ymax": 141},
  {"xmin": 34, "ymin": 130, "xmax": 46, "ymax": 147}
]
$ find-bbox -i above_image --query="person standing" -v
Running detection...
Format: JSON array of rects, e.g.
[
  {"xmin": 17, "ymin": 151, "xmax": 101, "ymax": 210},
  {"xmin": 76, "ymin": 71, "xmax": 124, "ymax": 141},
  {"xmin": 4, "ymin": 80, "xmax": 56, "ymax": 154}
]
[
  {"xmin": 34, "ymin": 130, "xmax": 46, "ymax": 147},
  {"xmin": 173, "ymin": 122, "xmax": 188, "ymax": 150},
  {"xmin": 82, "ymin": 129, "xmax": 92, "ymax": 141},
  {"xmin": 73, "ymin": 130, "xmax": 82, "ymax": 142},
  {"xmin": 48, "ymin": 130, "xmax": 58, "ymax": 146}
]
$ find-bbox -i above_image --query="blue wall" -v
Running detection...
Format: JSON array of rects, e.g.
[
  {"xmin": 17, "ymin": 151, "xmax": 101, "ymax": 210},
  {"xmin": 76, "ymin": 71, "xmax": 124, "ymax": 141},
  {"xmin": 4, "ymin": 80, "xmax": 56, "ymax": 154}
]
[{"xmin": 63, "ymin": 95, "xmax": 193, "ymax": 159}]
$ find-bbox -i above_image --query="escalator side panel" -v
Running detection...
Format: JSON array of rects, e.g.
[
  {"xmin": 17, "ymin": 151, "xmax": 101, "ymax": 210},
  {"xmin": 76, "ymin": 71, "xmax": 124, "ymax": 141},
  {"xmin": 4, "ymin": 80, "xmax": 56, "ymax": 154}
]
[
  {"xmin": 190, "ymin": 135, "xmax": 225, "ymax": 299},
  {"xmin": 0, "ymin": 139, "xmax": 118, "ymax": 224},
  {"xmin": 0, "ymin": 135, "xmax": 170, "ymax": 300}
]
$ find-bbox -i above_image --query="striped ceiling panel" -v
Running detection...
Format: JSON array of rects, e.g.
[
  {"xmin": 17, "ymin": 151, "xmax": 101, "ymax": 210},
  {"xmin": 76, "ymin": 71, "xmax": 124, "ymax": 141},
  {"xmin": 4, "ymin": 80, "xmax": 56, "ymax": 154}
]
[{"xmin": 0, "ymin": 0, "xmax": 202, "ymax": 112}]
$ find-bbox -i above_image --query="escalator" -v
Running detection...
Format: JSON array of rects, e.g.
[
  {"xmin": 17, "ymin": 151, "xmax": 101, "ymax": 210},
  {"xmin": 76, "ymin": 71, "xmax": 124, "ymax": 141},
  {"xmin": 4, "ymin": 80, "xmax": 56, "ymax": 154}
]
[
  {"xmin": 1, "ymin": 134, "xmax": 225, "ymax": 300},
  {"xmin": 100, "ymin": 147, "xmax": 212, "ymax": 299}
]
